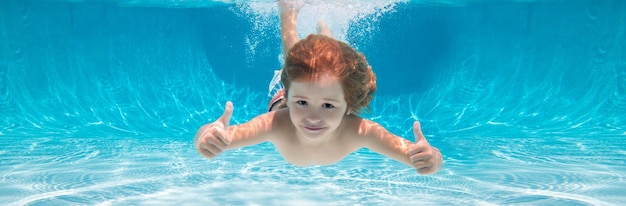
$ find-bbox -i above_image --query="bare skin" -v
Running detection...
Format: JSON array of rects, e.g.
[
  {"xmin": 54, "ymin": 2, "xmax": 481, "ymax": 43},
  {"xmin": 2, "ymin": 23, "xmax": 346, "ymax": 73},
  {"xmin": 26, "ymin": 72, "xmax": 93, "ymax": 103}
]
[
  {"xmin": 194, "ymin": 0, "xmax": 443, "ymax": 175},
  {"xmin": 279, "ymin": 0, "xmax": 301, "ymax": 54},
  {"xmin": 196, "ymin": 76, "xmax": 443, "ymax": 174}
]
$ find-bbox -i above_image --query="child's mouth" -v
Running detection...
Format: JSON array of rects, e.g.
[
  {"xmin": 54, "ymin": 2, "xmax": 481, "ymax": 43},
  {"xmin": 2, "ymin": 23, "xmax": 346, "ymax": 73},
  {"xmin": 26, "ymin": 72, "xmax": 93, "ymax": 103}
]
[{"xmin": 304, "ymin": 126, "xmax": 324, "ymax": 132}]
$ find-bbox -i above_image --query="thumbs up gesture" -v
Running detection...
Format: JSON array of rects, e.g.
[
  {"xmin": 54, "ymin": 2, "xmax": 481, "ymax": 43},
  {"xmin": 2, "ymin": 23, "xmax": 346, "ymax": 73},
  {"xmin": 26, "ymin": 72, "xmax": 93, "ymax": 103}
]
[
  {"xmin": 408, "ymin": 121, "xmax": 443, "ymax": 175},
  {"xmin": 194, "ymin": 101, "xmax": 234, "ymax": 159}
]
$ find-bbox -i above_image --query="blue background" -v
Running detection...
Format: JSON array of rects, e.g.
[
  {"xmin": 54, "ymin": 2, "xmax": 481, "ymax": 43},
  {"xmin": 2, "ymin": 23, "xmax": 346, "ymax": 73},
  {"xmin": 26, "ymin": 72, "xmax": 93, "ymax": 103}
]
[{"xmin": 1, "ymin": 0, "xmax": 624, "ymax": 138}]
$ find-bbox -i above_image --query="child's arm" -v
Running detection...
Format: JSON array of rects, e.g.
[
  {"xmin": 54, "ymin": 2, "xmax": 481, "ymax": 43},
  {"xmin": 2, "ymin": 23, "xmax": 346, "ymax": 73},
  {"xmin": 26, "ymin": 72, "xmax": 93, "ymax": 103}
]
[
  {"xmin": 194, "ymin": 101, "xmax": 275, "ymax": 159},
  {"xmin": 359, "ymin": 119, "xmax": 443, "ymax": 175}
]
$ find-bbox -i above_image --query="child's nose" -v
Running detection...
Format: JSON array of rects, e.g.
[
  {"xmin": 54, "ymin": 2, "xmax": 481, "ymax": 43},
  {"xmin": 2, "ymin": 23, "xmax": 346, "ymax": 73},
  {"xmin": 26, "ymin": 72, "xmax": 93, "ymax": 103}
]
[{"xmin": 306, "ymin": 112, "xmax": 321, "ymax": 123}]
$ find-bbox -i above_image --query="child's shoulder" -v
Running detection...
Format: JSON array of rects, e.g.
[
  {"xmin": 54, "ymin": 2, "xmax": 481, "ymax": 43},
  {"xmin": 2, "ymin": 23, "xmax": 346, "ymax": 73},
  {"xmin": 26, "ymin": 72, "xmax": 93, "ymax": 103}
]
[
  {"xmin": 340, "ymin": 115, "xmax": 388, "ymax": 137},
  {"xmin": 267, "ymin": 108, "xmax": 293, "ymax": 129},
  {"xmin": 245, "ymin": 108, "xmax": 292, "ymax": 132},
  {"xmin": 246, "ymin": 108, "xmax": 293, "ymax": 143},
  {"xmin": 339, "ymin": 115, "xmax": 368, "ymax": 133},
  {"xmin": 343, "ymin": 114, "xmax": 369, "ymax": 125}
]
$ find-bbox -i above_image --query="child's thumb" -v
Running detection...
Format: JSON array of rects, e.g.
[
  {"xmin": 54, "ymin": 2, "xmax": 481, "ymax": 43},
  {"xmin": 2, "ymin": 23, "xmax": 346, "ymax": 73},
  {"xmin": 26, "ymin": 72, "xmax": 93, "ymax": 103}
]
[
  {"xmin": 413, "ymin": 121, "xmax": 425, "ymax": 143},
  {"xmin": 219, "ymin": 101, "xmax": 234, "ymax": 128}
]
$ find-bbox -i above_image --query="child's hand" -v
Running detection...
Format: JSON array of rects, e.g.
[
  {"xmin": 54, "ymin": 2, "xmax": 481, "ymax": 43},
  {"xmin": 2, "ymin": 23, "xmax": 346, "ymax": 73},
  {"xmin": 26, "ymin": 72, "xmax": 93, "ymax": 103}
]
[
  {"xmin": 194, "ymin": 101, "xmax": 233, "ymax": 159},
  {"xmin": 408, "ymin": 121, "xmax": 443, "ymax": 175}
]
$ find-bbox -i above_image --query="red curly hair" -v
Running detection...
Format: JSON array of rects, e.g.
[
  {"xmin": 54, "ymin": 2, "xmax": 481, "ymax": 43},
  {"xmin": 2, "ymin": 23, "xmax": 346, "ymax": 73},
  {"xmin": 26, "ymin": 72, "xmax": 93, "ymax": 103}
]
[{"xmin": 280, "ymin": 34, "xmax": 376, "ymax": 115}]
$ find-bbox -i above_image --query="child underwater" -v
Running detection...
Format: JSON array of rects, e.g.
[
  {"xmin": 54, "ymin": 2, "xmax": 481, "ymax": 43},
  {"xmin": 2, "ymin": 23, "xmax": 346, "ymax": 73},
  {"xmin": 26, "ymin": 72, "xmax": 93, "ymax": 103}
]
[{"xmin": 195, "ymin": 0, "xmax": 443, "ymax": 175}]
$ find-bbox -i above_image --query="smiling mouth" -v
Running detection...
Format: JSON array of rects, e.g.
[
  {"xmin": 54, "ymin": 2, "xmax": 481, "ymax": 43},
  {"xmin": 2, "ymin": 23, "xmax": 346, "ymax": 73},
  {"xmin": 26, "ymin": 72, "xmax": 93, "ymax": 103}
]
[{"xmin": 304, "ymin": 126, "xmax": 325, "ymax": 131}]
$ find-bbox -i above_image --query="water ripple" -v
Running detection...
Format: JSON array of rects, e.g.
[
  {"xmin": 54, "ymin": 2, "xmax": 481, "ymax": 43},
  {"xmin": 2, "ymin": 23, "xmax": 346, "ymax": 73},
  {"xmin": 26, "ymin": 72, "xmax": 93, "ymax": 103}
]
[{"xmin": 1, "ymin": 136, "xmax": 624, "ymax": 205}]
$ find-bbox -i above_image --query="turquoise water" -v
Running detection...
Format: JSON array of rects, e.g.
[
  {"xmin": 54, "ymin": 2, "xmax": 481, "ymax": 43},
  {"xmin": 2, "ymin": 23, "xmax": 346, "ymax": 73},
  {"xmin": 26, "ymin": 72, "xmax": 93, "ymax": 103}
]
[{"xmin": 1, "ymin": 0, "xmax": 625, "ymax": 205}]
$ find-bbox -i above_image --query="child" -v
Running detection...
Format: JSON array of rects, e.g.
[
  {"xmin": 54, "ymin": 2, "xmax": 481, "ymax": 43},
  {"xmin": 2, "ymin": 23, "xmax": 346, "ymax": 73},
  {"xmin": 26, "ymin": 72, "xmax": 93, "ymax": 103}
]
[{"xmin": 194, "ymin": 0, "xmax": 443, "ymax": 175}]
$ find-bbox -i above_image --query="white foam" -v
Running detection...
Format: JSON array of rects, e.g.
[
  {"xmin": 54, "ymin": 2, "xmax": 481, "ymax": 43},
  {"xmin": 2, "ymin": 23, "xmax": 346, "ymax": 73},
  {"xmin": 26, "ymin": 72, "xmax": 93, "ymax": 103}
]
[{"xmin": 238, "ymin": 0, "xmax": 406, "ymax": 42}]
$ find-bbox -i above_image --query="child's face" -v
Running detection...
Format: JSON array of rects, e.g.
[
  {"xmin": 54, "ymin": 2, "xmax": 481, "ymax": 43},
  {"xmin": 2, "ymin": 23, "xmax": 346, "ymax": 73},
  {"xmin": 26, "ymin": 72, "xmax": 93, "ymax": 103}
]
[{"xmin": 287, "ymin": 73, "xmax": 347, "ymax": 142}]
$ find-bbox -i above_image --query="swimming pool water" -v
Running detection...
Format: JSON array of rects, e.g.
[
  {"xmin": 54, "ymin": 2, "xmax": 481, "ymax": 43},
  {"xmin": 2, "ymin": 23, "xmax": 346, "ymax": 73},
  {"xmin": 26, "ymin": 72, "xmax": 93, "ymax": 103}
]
[{"xmin": 1, "ymin": 0, "xmax": 625, "ymax": 205}]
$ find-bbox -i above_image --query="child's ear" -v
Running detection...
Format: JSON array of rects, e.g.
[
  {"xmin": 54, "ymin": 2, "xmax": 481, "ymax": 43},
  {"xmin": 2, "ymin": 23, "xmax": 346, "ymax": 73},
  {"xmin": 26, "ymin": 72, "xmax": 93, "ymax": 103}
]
[{"xmin": 345, "ymin": 107, "xmax": 351, "ymax": 115}]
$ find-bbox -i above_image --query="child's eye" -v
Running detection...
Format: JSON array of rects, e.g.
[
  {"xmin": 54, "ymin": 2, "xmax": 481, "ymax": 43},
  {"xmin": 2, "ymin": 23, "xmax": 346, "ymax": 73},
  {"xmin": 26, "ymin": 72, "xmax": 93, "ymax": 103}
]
[
  {"xmin": 296, "ymin": 100, "xmax": 308, "ymax": 106},
  {"xmin": 322, "ymin": 103, "xmax": 335, "ymax": 109}
]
